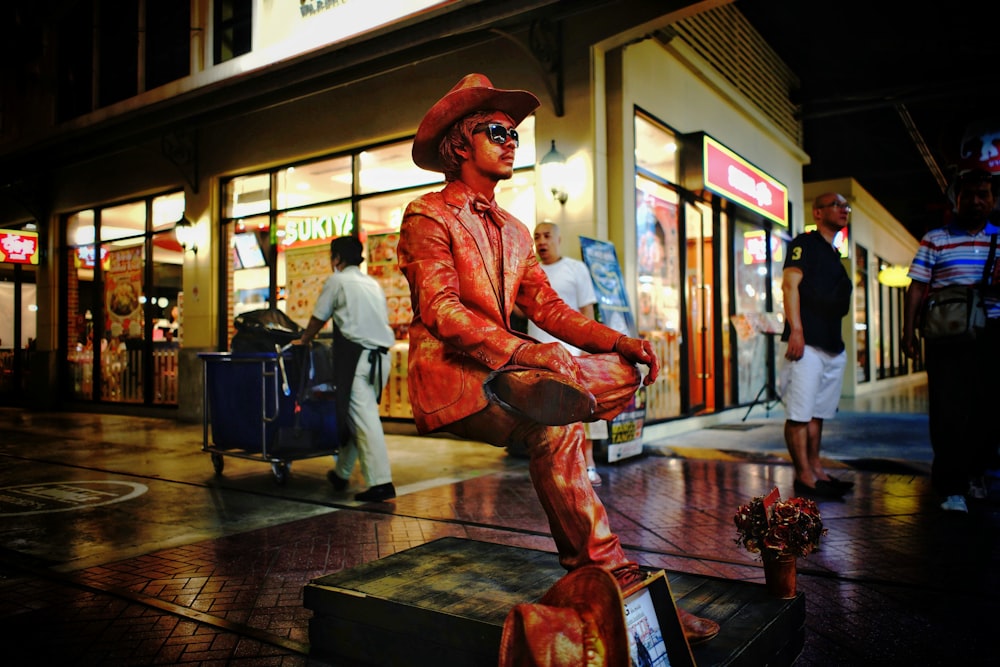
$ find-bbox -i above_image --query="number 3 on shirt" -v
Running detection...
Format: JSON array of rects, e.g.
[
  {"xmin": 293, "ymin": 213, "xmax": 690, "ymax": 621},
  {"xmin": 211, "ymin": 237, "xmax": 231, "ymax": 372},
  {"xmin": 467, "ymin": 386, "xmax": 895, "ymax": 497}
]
[{"xmin": 790, "ymin": 247, "xmax": 802, "ymax": 261}]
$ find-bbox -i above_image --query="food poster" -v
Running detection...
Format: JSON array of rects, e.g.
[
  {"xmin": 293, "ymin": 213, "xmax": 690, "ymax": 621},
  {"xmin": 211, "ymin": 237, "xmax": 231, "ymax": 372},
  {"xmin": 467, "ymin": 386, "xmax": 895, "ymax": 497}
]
[
  {"xmin": 636, "ymin": 193, "xmax": 680, "ymax": 334},
  {"xmin": 284, "ymin": 244, "xmax": 331, "ymax": 328},
  {"xmin": 105, "ymin": 246, "xmax": 143, "ymax": 338},
  {"xmin": 367, "ymin": 232, "xmax": 411, "ymax": 339}
]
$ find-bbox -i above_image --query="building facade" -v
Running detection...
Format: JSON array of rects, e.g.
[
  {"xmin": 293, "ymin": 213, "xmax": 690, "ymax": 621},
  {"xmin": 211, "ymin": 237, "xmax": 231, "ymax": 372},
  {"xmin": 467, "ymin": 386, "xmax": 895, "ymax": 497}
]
[{"xmin": 0, "ymin": 0, "xmax": 920, "ymax": 443}]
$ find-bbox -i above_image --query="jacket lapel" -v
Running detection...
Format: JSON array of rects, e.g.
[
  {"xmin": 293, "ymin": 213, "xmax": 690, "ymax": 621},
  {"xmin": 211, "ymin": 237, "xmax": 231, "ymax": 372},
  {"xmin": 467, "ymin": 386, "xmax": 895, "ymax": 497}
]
[{"xmin": 444, "ymin": 183, "xmax": 507, "ymax": 315}]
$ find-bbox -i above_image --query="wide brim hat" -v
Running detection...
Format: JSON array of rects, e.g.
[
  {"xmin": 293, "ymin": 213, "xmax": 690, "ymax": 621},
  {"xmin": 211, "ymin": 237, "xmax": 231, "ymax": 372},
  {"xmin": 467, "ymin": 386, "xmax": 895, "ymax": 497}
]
[
  {"xmin": 498, "ymin": 566, "xmax": 628, "ymax": 667},
  {"xmin": 412, "ymin": 73, "xmax": 540, "ymax": 172}
]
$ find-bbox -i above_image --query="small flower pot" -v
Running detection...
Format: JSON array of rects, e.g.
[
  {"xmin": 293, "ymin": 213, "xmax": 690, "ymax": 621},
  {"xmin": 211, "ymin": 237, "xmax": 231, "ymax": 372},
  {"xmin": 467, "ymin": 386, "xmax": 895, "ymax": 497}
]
[{"xmin": 761, "ymin": 551, "xmax": 797, "ymax": 599}]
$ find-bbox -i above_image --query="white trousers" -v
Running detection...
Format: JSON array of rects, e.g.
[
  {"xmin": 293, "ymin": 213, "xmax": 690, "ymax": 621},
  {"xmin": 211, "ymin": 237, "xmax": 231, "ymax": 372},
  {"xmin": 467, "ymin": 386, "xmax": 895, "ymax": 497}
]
[
  {"xmin": 334, "ymin": 351, "xmax": 392, "ymax": 486},
  {"xmin": 779, "ymin": 344, "xmax": 846, "ymax": 422}
]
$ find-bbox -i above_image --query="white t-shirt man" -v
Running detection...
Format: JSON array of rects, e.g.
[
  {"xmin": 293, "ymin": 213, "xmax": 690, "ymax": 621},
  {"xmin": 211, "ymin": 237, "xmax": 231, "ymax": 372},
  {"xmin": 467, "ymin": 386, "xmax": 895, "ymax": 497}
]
[{"xmin": 527, "ymin": 256, "xmax": 597, "ymax": 356}]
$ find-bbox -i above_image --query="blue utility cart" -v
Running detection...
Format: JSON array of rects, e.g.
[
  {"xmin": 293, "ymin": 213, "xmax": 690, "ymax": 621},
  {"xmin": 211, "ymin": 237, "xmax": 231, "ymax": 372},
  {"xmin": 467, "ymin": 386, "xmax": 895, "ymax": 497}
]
[{"xmin": 199, "ymin": 346, "xmax": 341, "ymax": 484}]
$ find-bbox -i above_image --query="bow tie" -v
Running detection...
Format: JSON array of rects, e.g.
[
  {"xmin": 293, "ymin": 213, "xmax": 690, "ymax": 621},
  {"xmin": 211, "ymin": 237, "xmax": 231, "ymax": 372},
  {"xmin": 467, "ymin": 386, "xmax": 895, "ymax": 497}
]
[{"xmin": 472, "ymin": 193, "xmax": 505, "ymax": 227}]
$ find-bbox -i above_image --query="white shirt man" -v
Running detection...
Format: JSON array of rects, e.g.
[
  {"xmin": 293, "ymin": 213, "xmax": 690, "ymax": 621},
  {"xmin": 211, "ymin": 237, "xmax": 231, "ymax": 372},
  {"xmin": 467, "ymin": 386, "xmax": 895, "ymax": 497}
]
[{"xmin": 527, "ymin": 222, "xmax": 597, "ymax": 357}]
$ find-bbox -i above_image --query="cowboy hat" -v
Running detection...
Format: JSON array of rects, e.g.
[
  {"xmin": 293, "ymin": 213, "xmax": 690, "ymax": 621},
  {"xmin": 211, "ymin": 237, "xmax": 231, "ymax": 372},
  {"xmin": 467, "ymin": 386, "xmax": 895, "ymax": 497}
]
[
  {"xmin": 412, "ymin": 73, "xmax": 540, "ymax": 172},
  {"xmin": 498, "ymin": 566, "xmax": 629, "ymax": 667}
]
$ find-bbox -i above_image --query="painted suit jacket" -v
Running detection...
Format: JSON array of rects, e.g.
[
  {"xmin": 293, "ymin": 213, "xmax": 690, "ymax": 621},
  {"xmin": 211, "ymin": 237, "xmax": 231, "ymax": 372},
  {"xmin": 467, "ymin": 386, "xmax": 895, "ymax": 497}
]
[{"xmin": 398, "ymin": 180, "xmax": 621, "ymax": 433}]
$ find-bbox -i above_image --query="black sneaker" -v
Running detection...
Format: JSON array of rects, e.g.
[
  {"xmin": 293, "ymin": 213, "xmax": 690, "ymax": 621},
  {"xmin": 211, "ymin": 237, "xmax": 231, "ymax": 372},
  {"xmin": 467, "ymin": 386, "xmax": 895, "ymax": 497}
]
[{"xmin": 355, "ymin": 483, "xmax": 396, "ymax": 502}]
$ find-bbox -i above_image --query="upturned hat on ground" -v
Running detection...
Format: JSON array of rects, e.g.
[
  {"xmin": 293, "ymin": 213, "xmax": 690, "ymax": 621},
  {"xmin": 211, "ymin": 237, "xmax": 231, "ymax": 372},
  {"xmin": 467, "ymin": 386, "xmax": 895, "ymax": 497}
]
[
  {"xmin": 498, "ymin": 566, "xmax": 628, "ymax": 667},
  {"xmin": 412, "ymin": 73, "xmax": 540, "ymax": 172}
]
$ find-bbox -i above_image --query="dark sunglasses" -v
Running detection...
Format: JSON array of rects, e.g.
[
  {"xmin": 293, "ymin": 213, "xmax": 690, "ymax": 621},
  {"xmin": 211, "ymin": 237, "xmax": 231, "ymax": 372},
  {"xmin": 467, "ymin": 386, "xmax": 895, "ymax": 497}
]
[{"xmin": 473, "ymin": 122, "xmax": 519, "ymax": 147}]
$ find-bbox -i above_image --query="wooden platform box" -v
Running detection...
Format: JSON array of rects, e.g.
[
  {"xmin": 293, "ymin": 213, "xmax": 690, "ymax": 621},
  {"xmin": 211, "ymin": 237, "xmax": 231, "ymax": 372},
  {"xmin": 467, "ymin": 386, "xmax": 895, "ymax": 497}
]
[{"xmin": 303, "ymin": 537, "xmax": 804, "ymax": 666}]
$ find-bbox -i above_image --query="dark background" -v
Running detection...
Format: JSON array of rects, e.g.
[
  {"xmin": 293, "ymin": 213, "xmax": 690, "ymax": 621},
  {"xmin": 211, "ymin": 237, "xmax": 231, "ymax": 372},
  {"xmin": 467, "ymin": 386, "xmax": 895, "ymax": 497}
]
[{"xmin": 736, "ymin": 0, "xmax": 1000, "ymax": 239}]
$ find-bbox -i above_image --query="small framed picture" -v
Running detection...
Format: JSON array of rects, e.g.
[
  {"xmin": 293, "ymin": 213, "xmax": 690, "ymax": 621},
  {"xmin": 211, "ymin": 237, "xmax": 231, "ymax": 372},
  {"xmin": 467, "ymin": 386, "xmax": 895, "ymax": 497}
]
[{"xmin": 623, "ymin": 570, "xmax": 696, "ymax": 667}]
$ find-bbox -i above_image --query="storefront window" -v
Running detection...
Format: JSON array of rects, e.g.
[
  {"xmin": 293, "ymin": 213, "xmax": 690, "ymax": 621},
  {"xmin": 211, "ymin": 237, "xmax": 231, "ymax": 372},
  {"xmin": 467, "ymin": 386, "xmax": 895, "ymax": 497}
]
[
  {"xmin": 230, "ymin": 215, "xmax": 271, "ymax": 318},
  {"xmin": 855, "ymin": 245, "xmax": 870, "ymax": 383},
  {"xmin": 876, "ymin": 255, "xmax": 907, "ymax": 379},
  {"xmin": 635, "ymin": 113, "xmax": 677, "ymax": 176},
  {"xmin": 278, "ymin": 202, "xmax": 354, "ymax": 328},
  {"xmin": 277, "ymin": 158, "xmax": 353, "ymax": 208},
  {"xmin": 225, "ymin": 172, "xmax": 271, "ymax": 218},
  {"xmin": 220, "ymin": 121, "xmax": 537, "ymax": 348},
  {"xmin": 359, "ymin": 142, "xmax": 443, "ymax": 194},
  {"xmin": 63, "ymin": 192, "xmax": 184, "ymax": 405},
  {"xmin": 635, "ymin": 184, "xmax": 681, "ymax": 340},
  {"xmin": 634, "ymin": 112, "xmax": 682, "ymax": 421},
  {"xmin": 731, "ymin": 221, "xmax": 774, "ymax": 404}
]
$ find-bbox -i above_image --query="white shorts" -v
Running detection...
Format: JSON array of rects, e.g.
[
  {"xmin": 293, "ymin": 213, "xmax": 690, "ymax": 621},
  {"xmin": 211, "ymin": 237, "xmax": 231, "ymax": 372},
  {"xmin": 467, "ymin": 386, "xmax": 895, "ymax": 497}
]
[{"xmin": 778, "ymin": 345, "xmax": 846, "ymax": 422}]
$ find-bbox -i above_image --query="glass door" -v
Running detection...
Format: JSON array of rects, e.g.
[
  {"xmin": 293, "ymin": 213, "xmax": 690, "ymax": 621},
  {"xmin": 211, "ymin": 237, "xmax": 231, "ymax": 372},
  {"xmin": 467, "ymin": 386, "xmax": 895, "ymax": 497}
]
[
  {"xmin": 0, "ymin": 259, "xmax": 37, "ymax": 403},
  {"xmin": 684, "ymin": 200, "xmax": 714, "ymax": 414}
]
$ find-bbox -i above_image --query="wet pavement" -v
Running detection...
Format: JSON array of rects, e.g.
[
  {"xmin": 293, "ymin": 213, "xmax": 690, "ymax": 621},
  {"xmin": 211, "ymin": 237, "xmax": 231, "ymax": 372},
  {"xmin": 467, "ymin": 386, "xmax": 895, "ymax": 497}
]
[{"xmin": 1, "ymin": 381, "xmax": 999, "ymax": 665}]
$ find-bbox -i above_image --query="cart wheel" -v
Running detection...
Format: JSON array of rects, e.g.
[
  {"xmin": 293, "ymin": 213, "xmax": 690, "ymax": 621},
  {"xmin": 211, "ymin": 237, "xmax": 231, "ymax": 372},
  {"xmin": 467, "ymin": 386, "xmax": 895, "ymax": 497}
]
[
  {"xmin": 272, "ymin": 462, "xmax": 289, "ymax": 485},
  {"xmin": 211, "ymin": 453, "xmax": 224, "ymax": 476}
]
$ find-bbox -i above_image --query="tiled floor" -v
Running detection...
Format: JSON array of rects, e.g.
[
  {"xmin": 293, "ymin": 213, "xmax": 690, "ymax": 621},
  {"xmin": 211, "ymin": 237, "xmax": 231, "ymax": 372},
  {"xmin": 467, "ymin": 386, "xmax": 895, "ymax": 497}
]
[{"xmin": 1, "ymin": 391, "xmax": 999, "ymax": 665}]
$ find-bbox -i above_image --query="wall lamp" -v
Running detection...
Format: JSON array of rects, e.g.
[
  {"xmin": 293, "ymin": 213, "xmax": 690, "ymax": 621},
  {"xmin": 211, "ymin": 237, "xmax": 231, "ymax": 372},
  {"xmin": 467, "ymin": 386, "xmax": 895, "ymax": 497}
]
[
  {"xmin": 539, "ymin": 140, "xmax": 568, "ymax": 205},
  {"xmin": 174, "ymin": 215, "xmax": 199, "ymax": 255},
  {"xmin": 877, "ymin": 264, "xmax": 911, "ymax": 288}
]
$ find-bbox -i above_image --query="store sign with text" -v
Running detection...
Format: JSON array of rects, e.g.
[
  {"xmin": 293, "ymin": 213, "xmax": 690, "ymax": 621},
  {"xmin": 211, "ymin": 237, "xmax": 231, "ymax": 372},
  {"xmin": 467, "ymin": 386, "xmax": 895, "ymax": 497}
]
[
  {"xmin": 282, "ymin": 211, "xmax": 354, "ymax": 248},
  {"xmin": 0, "ymin": 229, "xmax": 40, "ymax": 265},
  {"xmin": 702, "ymin": 135, "xmax": 788, "ymax": 227},
  {"xmin": 255, "ymin": 0, "xmax": 456, "ymax": 65},
  {"xmin": 74, "ymin": 245, "xmax": 110, "ymax": 270},
  {"xmin": 742, "ymin": 229, "xmax": 785, "ymax": 265}
]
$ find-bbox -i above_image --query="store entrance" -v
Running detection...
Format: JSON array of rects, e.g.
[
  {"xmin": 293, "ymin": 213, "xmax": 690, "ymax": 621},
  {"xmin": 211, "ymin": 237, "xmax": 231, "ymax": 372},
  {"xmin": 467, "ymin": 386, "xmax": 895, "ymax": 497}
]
[
  {"xmin": 0, "ymin": 263, "xmax": 36, "ymax": 404},
  {"xmin": 684, "ymin": 200, "xmax": 714, "ymax": 414}
]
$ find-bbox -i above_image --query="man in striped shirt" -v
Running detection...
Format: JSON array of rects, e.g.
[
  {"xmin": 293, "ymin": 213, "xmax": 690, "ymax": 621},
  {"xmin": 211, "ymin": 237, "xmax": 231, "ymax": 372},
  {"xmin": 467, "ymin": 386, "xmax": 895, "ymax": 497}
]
[{"xmin": 903, "ymin": 168, "xmax": 1000, "ymax": 513}]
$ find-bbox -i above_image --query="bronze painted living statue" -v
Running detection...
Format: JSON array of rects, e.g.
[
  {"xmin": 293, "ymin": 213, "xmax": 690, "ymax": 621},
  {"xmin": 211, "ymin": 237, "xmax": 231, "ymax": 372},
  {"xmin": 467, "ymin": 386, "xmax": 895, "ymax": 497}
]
[{"xmin": 397, "ymin": 73, "xmax": 719, "ymax": 646}]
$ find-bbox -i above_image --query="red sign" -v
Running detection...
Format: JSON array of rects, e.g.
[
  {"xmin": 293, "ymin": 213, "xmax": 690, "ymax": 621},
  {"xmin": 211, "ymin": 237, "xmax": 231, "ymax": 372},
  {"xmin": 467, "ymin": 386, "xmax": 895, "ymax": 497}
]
[
  {"xmin": 74, "ymin": 245, "xmax": 111, "ymax": 270},
  {"xmin": 960, "ymin": 122, "xmax": 1000, "ymax": 175},
  {"xmin": 0, "ymin": 230, "xmax": 40, "ymax": 265},
  {"xmin": 703, "ymin": 136, "xmax": 788, "ymax": 227},
  {"xmin": 742, "ymin": 229, "xmax": 785, "ymax": 265}
]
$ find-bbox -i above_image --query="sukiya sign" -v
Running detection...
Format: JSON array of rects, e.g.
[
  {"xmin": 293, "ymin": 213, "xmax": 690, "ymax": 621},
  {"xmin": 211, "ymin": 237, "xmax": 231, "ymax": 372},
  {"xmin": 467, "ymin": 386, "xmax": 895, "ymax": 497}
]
[
  {"xmin": 282, "ymin": 211, "xmax": 354, "ymax": 246},
  {"xmin": 0, "ymin": 229, "xmax": 40, "ymax": 265}
]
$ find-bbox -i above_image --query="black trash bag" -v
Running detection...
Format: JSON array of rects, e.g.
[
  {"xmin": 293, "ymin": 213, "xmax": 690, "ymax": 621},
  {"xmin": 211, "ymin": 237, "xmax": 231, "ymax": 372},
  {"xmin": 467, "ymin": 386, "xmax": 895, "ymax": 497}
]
[
  {"xmin": 299, "ymin": 341, "xmax": 336, "ymax": 399},
  {"xmin": 276, "ymin": 342, "xmax": 347, "ymax": 452},
  {"xmin": 231, "ymin": 308, "xmax": 304, "ymax": 352}
]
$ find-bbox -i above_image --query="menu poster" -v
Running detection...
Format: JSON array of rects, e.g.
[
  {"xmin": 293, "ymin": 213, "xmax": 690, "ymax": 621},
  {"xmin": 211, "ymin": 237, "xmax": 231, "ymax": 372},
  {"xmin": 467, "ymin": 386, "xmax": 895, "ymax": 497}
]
[
  {"xmin": 284, "ymin": 244, "xmax": 331, "ymax": 328},
  {"xmin": 105, "ymin": 246, "xmax": 143, "ymax": 337},
  {"xmin": 367, "ymin": 232, "xmax": 411, "ymax": 338}
]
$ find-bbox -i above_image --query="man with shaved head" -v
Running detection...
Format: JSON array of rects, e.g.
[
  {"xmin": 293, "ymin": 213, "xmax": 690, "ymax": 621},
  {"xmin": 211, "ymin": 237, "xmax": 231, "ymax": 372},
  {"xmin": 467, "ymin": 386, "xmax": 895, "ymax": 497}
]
[{"xmin": 780, "ymin": 192, "xmax": 854, "ymax": 500}]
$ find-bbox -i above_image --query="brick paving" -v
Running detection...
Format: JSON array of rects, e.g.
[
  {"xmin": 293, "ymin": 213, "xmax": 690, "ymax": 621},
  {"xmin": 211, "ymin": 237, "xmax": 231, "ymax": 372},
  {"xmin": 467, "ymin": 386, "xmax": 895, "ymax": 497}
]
[{"xmin": 2, "ymin": 408, "xmax": 999, "ymax": 664}]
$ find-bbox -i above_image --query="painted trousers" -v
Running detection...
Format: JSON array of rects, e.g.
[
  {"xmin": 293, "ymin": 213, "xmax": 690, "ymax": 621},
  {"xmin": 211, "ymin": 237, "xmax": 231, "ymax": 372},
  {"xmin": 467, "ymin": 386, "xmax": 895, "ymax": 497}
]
[{"xmin": 448, "ymin": 404, "xmax": 630, "ymax": 572}]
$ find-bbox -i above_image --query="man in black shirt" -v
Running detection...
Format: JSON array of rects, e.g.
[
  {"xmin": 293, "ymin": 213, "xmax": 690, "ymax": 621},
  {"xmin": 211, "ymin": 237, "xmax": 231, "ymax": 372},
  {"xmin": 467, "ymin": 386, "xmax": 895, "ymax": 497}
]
[{"xmin": 780, "ymin": 192, "xmax": 854, "ymax": 499}]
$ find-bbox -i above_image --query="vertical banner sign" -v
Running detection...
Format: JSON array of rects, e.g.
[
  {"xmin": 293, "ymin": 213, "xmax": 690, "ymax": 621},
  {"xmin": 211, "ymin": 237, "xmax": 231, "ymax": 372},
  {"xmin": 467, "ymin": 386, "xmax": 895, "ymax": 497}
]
[{"xmin": 579, "ymin": 237, "xmax": 646, "ymax": 462}]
